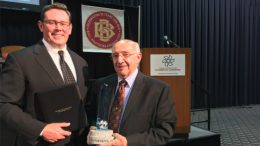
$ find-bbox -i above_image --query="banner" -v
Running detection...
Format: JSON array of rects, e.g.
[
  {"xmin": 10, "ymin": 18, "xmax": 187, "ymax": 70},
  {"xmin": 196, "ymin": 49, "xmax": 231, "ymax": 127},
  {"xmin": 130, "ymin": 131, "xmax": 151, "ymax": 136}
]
[{"xmin": 81, "ymin": 5, "xmax": 125, "ymax": 53}]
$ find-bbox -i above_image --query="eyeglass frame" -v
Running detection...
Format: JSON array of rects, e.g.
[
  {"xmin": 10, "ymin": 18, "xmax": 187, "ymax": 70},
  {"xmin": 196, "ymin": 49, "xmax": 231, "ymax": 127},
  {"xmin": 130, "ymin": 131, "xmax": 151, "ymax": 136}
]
[
  {"xmin": 111, "ymin": 52, "xmax": 139, "ymax": 60},
  {"xmin": 43, "ymin": 20, "xmax": 71, "ymax": 28}
]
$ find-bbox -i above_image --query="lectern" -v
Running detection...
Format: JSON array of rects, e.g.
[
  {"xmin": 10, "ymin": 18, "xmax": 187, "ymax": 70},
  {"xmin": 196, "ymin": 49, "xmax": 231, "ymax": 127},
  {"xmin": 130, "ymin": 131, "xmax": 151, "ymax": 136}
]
[{"xmin": 140, "ymin": 48, "xmax": 191, "ymax": 135}]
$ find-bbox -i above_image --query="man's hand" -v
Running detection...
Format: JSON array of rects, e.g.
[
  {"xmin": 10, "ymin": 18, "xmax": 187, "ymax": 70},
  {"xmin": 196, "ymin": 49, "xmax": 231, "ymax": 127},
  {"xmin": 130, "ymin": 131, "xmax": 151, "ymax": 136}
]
[
  {"xmin": 111, "ymin": 133, "xmax": 127, "ymax": 146},
  {"xmin": 98, "ymin": 133, "xmax": 127, "ymax": 146},
  {"xmin": 41, "ymin": 123, "xmax": 71, "ymax": 143}
]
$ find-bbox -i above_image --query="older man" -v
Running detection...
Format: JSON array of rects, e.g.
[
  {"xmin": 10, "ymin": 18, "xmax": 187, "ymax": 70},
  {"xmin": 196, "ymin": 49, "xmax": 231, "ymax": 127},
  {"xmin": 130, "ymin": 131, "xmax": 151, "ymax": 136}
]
[{"xmin": 87, "ymin": 39, "xmax": 177, "ymax": 146}]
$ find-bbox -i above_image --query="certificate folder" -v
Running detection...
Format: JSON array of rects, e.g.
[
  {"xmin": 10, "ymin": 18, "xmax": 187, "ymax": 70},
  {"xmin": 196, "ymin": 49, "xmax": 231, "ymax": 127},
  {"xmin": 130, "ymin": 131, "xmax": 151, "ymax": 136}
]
[{"xmin": 35, "ymin": 83, "xmax": 83, "ymax": 131}]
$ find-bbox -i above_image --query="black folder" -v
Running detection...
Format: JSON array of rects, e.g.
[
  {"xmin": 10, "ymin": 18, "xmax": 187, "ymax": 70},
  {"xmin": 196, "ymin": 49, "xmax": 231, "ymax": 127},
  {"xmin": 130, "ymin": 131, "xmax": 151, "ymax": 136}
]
[{"xmin": 35, "ymin": 83, "xmax": 84, "ymax": 131}]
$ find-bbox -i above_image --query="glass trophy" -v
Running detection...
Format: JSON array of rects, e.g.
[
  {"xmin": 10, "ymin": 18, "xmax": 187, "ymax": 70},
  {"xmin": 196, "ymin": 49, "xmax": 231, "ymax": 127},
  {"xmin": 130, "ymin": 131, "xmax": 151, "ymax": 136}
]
[
  {"xmin": 96, "ymin": 83, "xmax": 110, "ymax": 130},
  {"xmin": 88, "ymin": 83, "xmax": 114, "ymax": 144}
]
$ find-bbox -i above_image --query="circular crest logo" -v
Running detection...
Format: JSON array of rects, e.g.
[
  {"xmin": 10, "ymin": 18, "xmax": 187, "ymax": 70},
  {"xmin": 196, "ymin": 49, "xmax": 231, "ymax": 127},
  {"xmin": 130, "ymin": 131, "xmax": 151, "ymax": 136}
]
[{"xmin": 85, "ymin": 11, "xmax": 122, "ymax": 49}]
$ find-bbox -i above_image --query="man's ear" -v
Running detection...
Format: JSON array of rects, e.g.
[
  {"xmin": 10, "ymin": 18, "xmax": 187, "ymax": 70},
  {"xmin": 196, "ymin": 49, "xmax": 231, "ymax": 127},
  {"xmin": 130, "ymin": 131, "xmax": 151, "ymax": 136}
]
[
  {"xmin": 37, "ymin": 20, "xmax": 44, "ymax": 32},
  {"xmin": 68, "ymin": 23, "xmax": 72, "ymax": 35},
  {"xmin": 137, "ymin": 53, "xmax": 142, "ymax": 61}
]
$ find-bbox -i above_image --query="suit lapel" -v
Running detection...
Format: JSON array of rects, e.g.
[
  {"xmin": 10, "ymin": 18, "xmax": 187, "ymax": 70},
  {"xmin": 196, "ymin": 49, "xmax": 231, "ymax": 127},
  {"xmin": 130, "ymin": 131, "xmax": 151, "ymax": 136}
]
[
  {"xmin": 68, "ymin": 49, "xmax": 88, "ymax": 100},
  {"xmin": 120, "ymin": 72, "xmax": 144, "ymax": 126},
  {"xmin": 33, "ymin": 42, "xmax": 64, "ymax": 87}
]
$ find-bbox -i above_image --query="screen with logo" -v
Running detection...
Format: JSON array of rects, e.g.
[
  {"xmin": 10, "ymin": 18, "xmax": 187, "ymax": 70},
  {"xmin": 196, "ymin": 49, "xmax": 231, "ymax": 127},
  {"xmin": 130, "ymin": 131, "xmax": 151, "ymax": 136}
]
[
  {"xmin": 1, "ymin": 0, "xmax": 39, "ymax": 5},
  {"xmin": 0, "ymin": 0, "xmax": 50, "ymax": 12}
]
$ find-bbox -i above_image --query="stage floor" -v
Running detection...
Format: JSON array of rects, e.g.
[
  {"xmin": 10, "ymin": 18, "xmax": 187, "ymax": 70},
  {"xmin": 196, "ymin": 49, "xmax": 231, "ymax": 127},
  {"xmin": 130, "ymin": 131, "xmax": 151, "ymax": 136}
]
[
  {"xmin": 191, "ymin": 104, "xmax": 260, "ymax": 146},
  {"xmin": 166, "ymin": 126, "xmax": 220, "ymax": 146}
]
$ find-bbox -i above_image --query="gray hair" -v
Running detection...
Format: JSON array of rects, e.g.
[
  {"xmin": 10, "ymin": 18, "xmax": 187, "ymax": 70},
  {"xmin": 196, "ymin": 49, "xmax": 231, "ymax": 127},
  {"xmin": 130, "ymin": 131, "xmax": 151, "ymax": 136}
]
[{"xmin": 112, "ymin": 39, "xmax": 140, "ymax": 53}]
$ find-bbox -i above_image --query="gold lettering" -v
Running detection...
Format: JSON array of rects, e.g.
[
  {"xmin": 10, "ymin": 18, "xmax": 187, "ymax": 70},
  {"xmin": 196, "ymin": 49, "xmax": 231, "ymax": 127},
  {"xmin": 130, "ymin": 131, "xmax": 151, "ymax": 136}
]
[
  {"xmin": 55, "ymin": 106, "xmax": 72, "ymax": 113},
  {"xmin": 94, "ymin": 19, "xmax": 115, "ymax": 42}
]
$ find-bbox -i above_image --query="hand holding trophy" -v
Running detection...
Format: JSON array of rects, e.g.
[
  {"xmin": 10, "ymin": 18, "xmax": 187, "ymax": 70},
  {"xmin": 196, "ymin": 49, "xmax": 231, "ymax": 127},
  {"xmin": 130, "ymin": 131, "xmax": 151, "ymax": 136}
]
[{"xmin": 88, "ymin": 83, "xmax": 114, "ymax": 144}]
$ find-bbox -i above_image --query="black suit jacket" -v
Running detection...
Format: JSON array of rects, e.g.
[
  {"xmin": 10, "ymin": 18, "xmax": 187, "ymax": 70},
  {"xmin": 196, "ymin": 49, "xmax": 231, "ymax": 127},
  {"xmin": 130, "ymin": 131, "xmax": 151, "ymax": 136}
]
[
  {"xmin": 0, "ymin": 41, "xmax": 88, "ymax": 146},
  {"xmin": 87, "ymin": 72, "xmax": 177, "ymax": 146}
]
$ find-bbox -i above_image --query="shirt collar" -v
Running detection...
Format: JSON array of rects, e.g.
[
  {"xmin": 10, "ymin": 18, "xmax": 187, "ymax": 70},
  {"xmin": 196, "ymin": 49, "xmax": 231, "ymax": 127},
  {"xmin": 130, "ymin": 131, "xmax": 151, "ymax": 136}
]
[
  {"xmin": 118, "ymin": 69, "xmax": 138, "ymax": 88},
  {"xmin": 42, "ymin": 38, "xmax": 67, "ymax": 53}
]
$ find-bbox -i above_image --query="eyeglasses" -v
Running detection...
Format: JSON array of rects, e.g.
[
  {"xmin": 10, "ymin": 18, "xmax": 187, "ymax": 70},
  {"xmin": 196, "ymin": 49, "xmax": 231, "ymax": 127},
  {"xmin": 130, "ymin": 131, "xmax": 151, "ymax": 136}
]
[
  {"xmin": 43, "ymin": 20, "xmax": 70, "ymax": 28},
  {"xmin": 111, "ymin": 53, "xmax": 138, "ymax": 59}
]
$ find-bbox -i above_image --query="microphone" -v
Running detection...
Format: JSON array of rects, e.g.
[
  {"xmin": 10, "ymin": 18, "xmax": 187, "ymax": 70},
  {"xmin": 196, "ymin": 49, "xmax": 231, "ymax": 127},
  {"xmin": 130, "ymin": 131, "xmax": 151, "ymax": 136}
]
[
  {"xmin": 164, "ymin": 35, "xmax": 170, "ymax": 47},
  {"xmin": 163, "ymin": 35, "xmax": 180, "ymax": 48},
  {"xmin": 169, "ymin": 40, "xmax": 180, "ymax": 48}
]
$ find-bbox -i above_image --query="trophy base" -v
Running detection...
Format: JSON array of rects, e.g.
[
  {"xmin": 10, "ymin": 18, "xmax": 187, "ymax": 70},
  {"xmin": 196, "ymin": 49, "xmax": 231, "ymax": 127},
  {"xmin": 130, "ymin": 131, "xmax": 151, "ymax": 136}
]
[{"xmin": 88, "ymin": 129, "xmax": 114, "ymax": 144}]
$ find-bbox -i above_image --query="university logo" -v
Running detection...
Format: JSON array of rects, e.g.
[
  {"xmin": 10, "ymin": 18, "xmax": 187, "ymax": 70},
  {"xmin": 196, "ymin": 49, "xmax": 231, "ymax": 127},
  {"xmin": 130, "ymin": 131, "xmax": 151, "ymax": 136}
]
[
  {"xmin": 162, "ymin": 55, "xmax": 175, "ymax": 67},
  {"xmin": 85, "ymin": 11, "xmax": 122, "ymax": 49}
]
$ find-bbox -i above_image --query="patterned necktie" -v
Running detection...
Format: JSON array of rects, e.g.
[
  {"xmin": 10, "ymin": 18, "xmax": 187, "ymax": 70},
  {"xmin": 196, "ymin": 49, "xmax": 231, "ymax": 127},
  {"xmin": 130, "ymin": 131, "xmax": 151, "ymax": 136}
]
[
  {"xmin": 58, "ymin": 50, "xmax": 75, "ymax": 84},
  {"xmin": 109, "ymin": 79, "xmax": 127, "ymax": 133}
]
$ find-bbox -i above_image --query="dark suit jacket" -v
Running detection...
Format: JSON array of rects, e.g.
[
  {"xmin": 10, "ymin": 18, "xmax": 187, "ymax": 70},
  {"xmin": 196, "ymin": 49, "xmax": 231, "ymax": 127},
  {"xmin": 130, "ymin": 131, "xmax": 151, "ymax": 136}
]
[
  {"xmin": 87, "ymin": 72, "xmax": 177, "ymax": 146},
  {"xmin": 0, "ymin": 41, "xmax": 88, "ymax": 146}
]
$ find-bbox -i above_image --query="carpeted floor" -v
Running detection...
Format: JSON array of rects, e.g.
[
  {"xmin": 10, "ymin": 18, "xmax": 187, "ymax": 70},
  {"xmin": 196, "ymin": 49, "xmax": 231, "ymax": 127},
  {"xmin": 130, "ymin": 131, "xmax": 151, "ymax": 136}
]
[{"xmin": 191, "ymin": 104, "xmax": 260, "ymax": 146}]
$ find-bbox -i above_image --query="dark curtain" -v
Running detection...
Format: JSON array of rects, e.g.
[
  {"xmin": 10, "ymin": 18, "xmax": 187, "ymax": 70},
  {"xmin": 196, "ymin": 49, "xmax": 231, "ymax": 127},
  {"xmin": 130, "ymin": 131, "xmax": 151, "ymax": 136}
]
[
  {"xmin": 141, "ymin": 0, "xmax": 260, "ymax": 108},
  {"xmin": 1, "ymin": 0, "xmax": 260, "ymax": 108},
  {"xmin": 93, "ymin": 0, "xmax": 260, "ymax": 108},
  {"xmin": 0, "ymin": 9, "xmax": 42, "ymax": 48}
]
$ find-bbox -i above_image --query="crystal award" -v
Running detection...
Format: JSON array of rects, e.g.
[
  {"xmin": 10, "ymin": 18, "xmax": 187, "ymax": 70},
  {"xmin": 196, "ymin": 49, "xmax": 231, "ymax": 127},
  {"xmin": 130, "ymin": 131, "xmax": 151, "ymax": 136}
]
[{"xmin": 88, "ymin": 83, "xmax": 114, "ymax": 144}]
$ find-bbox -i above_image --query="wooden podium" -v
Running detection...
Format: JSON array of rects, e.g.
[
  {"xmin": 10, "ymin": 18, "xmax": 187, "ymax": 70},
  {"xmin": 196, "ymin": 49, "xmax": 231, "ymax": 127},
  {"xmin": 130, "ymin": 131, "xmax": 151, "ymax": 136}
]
[{"xmin": 140, "ymin": 48, "xmax": 191, "ymax": 134}]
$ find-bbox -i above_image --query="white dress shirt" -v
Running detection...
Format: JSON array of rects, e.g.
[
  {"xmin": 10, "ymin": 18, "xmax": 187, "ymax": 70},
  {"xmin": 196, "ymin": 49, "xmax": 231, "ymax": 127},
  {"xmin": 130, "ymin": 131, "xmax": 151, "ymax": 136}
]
[{"xmin": 42, "ymin": 39, "xmax": 77, "ymax": 81}]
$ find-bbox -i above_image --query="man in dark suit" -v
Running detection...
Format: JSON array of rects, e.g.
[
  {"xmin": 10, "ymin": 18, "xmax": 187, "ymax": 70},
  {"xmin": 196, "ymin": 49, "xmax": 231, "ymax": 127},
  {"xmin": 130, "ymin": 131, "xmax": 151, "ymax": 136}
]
[
  {"xmin": 0, "ymin": 3, "xmax": 88, "ymax": 146},
  {"xmin": 87, "ymin": 39, "xmax": 177, "ymax": 146}
]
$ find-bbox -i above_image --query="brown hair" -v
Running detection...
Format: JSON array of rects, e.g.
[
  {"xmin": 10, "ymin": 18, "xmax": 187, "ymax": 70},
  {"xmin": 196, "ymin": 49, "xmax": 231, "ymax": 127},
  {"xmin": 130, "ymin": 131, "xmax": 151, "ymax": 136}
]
[{"xmin": 40, "ymin": 2, "xmax": 71, "ymax": 22}]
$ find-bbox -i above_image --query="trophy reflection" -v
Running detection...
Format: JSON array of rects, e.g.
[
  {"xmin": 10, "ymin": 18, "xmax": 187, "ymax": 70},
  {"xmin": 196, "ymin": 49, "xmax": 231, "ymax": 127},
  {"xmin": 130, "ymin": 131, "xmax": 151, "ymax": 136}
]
[{"xmin": 88, "ymin": 83, "xmax": 114, "ymax": 144}]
